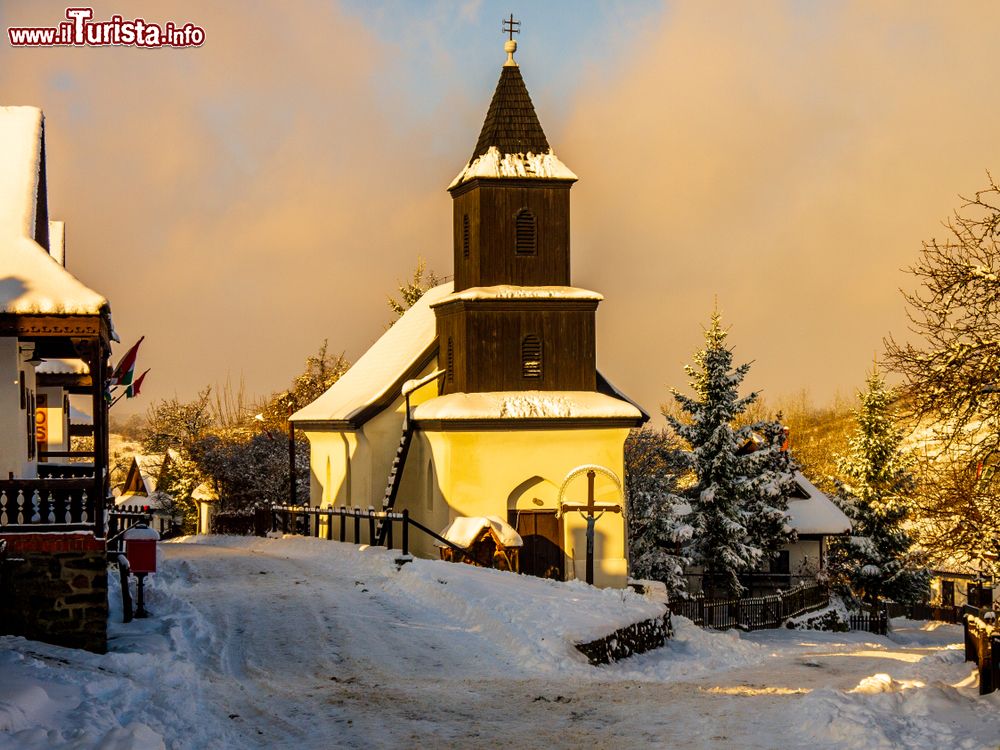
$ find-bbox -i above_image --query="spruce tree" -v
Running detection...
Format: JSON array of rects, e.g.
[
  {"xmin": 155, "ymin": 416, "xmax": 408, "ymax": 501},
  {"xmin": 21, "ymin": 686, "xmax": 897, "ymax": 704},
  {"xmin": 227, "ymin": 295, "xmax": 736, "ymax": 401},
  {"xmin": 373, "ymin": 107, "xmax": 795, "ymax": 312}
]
[
  {"xmin": 624, "ymin": 428, "xmax": 690, "ymax": 594},
  {"xmin": 829, "ymin": 366, "xmax": 929, "ymax": 605},
  {"xmin": 667, "ymin": 311, "xmax": 794, "ymax": 597}
]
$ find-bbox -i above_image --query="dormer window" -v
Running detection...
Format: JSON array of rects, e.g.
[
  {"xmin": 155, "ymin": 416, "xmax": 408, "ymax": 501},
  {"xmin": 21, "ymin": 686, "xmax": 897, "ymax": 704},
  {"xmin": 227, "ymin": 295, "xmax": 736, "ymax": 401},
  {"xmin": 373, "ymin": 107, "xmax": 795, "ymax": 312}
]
[
  {"xmin": 515, "ymin": 208, "xmax": 536, "ymax": 256},
  {"xmin": 521, "ymin": 335, "xmax": 542, "ymax": 378},
  {"xmin": 462, "ymin": 214, "xmax": 470, "ymax": 259}
]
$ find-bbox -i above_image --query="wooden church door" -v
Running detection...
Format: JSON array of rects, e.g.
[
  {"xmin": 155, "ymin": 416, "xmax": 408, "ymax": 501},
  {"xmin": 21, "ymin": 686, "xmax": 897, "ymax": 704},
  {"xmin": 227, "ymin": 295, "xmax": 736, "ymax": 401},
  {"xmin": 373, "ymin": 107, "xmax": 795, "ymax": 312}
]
[{"xmin": 510, "ymin": 510, "xmax": 564, "ymax": 581}]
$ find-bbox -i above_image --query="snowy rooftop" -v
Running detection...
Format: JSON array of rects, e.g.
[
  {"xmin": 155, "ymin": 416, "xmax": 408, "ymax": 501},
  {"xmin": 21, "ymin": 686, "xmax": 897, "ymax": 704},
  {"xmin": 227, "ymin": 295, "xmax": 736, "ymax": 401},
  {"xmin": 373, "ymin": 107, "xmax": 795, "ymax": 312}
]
[
  {"xmin": 412, "ymin": 391, "xmax": 643, "ymax": 422},
  {"xmin": 786, "ymin": 471, "xmax": 852, "ymax": 536},
  {"xmin": 291, "ymin": 282, "xmax": 454, "ymax": 425},
  {"xmin": 673, "ymin": 472, "xmax": 852, "ymax": 536},
  {"xmin": 449, "ymin": 56, "xmax": 576, "ymax": 189},
  {"xmin": 449, "ymin": 147, "xmax": 577, "ymax": 189},
  {"xmin": 433, "ymin": 285, "xmax": 602, "ymax": 306},
  {"xmin": 438, "ymin": 515, "xmax": 523, "ymax": 549},
  {"xmin": 36, "ymin": 358, "xmax": 89, "ymax": 375},
  {"xmin": 0, "ymin": 106, "xmax": 110, "ymax": 317},
  {"xmin": 68, "ymin": 404, "xmax": 92, "ymax": 425}
]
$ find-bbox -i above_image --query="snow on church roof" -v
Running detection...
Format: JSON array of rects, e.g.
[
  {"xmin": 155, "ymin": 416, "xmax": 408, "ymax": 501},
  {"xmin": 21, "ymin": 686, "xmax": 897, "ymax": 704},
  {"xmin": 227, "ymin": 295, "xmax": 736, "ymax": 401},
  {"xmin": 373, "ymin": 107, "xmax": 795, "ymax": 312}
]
[
  {"xmin": 290, "ymin": 282, "xmax": 455, "ymax": 426},
  {"xmin": 448, "ymin": 51, "xmax": 576, "ymax": 189},
  {"xmin": 0, "ymin": 106, "xmax": 109, "ymax": 316},
  {"xmin": 785, "ymin": 472, "xmax": 852, "ymax": 536},
  {"xmin": 433, "ymin": 285, "xmax": 602, "ymax": 306},
  {"xmin": 449, "ymin": 147, "xmax": 577, "ymax": 189},
  {"xmin": 412, "ymin": 391, "xmax": 643, "ymax": 422}
]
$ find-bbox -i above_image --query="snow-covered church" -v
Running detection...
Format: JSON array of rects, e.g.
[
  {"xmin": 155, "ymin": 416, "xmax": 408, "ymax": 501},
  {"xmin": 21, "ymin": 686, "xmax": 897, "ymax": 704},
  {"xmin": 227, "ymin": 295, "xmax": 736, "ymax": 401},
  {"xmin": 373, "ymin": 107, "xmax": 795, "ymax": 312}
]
[{"xmin": 292, "ymin": 37, "xmax": 647, "ymax": 587}]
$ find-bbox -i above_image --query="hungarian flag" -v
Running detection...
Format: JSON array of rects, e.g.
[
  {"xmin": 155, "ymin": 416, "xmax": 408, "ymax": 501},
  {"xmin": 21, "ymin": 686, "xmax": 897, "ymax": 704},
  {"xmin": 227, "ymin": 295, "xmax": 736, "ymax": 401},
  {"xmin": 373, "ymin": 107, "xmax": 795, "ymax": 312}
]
[
  {"xmin": 109, "ymin": 336, "xmax": 144, "ymax": 386},
  {"xmin": 126, "ymin": 369, "xmax": 150, "ymax": 399}
]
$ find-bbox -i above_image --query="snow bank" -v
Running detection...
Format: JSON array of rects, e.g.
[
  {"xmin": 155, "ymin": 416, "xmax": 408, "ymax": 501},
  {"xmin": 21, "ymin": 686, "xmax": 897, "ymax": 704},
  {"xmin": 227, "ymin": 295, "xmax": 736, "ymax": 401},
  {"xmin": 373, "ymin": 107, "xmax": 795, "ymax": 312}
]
[
  {"xmin": 175, "ymin": 534, "xmax": 664, "ymax": 674},
  {"xmin": 0, "ymin": 554, "xmax": 224, "ymax": 750}
]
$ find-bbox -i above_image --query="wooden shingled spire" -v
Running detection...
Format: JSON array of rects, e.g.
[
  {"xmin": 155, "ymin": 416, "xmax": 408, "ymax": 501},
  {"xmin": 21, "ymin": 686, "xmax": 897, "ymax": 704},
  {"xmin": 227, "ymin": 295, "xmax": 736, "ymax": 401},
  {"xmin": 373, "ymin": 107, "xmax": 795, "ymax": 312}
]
[{"xmin": 470, "ymin": 35, "xmax": 550, "ymax": 162}]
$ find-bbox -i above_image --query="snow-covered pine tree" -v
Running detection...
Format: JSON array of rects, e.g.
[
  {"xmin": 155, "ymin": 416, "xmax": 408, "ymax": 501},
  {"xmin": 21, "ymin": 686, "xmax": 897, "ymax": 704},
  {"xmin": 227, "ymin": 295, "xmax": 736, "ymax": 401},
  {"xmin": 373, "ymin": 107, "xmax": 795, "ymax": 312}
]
[
  {"xmin": 741, "ymin": 418, "xmax": 799, "ymax": 569},
  {"xmin": 829, "ymin": 365, "xmax": 929, "ymax": 605},
  {"xmin": 624, "ymin": 428, "xmax": 690, "ymax": 594},
  {"xmin": 667, "ymin": 310, "xmax": 794, "ymax": 597}
]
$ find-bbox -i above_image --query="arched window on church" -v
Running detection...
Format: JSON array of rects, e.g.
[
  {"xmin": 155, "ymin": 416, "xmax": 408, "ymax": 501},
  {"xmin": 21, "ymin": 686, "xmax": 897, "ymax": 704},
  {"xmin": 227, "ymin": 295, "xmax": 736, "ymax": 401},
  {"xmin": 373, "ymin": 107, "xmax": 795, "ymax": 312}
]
[
  {"xmin": 447, "ymin": 337, "xmax": 454, "ymax": 382},
  {"xmin": 522, "ymin": 335, "xmax": 542, "ymax": 379},
  {"xmin": 515, "ymin": 208, "xmax": 536, "ymax": 256},
  {"xmin": 462, "ymin": 214, "xmax": 470, "ymax": 259}
]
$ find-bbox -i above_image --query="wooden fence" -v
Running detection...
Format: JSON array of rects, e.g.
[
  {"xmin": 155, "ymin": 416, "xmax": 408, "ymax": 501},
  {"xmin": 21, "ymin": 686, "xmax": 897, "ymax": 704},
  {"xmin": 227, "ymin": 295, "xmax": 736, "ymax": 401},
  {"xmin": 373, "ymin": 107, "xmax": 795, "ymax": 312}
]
[
  {"xmin": 0, "ymin": 479, "xmax": 100, "ymax": 533},
  {"xmin": 964, "ymin": 613, "xmax": 1000, "ymax": 695},
  {"xmin": 848, "ymin": 610, "xmax": 888, "ymax": 635},
  {"xmin": 667, "ymin": 584, "xmax": 828, "ymax": 631}
]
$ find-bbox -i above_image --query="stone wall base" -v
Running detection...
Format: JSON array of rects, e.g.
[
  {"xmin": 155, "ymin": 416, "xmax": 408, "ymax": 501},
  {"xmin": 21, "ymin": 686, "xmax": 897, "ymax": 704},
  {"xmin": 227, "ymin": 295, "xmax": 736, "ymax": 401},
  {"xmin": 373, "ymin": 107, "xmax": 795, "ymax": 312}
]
[
  {"xmin": 0, "ymin": 533, "xmax": 108, "ymax": 653},
  {"xmin": 575, "ymin": 609, "xmax": 671, "ymax": 666}
]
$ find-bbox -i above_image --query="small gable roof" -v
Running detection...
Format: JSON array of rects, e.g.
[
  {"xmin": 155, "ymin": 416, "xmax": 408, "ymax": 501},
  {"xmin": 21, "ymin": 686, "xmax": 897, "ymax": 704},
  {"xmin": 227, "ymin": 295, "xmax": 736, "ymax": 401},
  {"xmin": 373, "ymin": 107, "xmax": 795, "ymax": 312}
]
[
  {"xmin": 291, "ymin": 282, "xmax": 454, "ymax": 427},
  {"xmin": 786, "ymin": 471, "xmax": 852, "ymax": 536}
]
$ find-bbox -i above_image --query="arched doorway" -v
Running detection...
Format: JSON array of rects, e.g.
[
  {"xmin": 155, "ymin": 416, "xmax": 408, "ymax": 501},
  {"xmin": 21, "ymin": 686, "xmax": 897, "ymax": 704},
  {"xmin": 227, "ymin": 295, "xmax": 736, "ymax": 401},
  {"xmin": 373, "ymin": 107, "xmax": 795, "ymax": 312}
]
[{"xmin": 507, "ymin": 476, "xmax": 564, "ymax": 580}]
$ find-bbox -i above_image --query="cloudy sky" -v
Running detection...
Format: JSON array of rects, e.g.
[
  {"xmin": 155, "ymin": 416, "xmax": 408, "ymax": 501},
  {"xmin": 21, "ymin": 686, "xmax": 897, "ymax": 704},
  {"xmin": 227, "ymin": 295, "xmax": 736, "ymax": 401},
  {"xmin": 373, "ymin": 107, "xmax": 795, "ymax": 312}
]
[{"xmin": 3, "ymin": 1, "xmax": 999, "ymax": 420}]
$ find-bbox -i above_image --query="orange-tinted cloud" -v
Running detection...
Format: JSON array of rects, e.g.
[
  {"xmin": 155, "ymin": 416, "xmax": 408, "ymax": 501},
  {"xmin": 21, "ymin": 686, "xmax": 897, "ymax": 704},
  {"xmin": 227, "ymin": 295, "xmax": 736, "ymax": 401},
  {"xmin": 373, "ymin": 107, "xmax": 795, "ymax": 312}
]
[{"xmin": 561, "ymin": 1, "xmax": 1000, "ymax": 414}]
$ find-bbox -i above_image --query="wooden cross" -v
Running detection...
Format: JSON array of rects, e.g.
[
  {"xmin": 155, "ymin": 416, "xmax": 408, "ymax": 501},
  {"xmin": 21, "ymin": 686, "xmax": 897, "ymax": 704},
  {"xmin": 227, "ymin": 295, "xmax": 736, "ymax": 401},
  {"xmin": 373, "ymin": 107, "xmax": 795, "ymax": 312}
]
[
  {"xmin": 503, "ymin": 14, "xmax": 520, "ymax": 40},
  {"xmin": 560, "ymin": 470, "xmax": 622, "ymax": 585}
]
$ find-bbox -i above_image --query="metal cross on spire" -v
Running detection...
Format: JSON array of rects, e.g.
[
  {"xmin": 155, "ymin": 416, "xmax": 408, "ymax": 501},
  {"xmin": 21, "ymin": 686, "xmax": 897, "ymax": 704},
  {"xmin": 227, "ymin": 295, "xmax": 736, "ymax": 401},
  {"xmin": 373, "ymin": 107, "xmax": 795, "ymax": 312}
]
[
  {"xmin": 502, "ymin": 14, "xmax": 520, "ymax": 66},
  {"xmin": 503, "ymin": 14, "xmax": 520, "ymax": 40}
]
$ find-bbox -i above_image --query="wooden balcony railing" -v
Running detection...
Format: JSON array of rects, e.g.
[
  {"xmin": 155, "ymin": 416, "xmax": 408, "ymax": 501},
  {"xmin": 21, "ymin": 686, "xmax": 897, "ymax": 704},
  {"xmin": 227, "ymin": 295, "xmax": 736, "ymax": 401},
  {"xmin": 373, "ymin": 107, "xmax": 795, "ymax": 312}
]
[{"xmin": 0, "ymin": 477, "xmax": 103, "ymax": 534}]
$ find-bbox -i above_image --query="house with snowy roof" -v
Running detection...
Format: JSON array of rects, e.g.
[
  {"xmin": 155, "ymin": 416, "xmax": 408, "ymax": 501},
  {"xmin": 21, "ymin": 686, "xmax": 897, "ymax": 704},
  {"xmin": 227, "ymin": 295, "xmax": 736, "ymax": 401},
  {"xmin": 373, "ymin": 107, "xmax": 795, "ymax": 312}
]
[
  {"xmin": 0, "ymin": 106, "xmax": 117, "ymax": 652},
  {"xmin": 292, "ymin": 37, "xmax": 647, "ymax": 587},
  {"xmin": 114, "ymin": 450, "xmax": 188, "ymax": 536},
  {"xmin": 678, "ymin": 470, "xmax": 852, "ymax": 595}
]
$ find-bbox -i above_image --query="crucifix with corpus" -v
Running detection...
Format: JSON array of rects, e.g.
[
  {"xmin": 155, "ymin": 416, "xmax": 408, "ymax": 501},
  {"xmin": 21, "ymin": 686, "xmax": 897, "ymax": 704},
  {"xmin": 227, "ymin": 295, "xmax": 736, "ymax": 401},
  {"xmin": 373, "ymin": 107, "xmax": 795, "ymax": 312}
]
[{"xmin": 558, "ymin": 469, "xmax": 623, "ymax": 585}]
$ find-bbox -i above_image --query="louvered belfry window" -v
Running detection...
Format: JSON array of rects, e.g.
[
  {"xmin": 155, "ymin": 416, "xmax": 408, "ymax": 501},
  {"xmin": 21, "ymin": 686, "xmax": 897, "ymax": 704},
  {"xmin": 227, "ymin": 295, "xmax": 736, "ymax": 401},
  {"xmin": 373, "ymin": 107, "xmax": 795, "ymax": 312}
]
[
  {"xmin": 462, "ymin": 214, "xmax": 470, "ymax": 259},
  {"xmin": 447, "ymin": 337, "xmax": 454, "ymax": 382},
  {"xmin": 522, "ymin": 335, "xmax": 543, "ymax": 378},
  {"xmin": 515, "ymin": 208, "xmax": 536, "ymax": 256}
]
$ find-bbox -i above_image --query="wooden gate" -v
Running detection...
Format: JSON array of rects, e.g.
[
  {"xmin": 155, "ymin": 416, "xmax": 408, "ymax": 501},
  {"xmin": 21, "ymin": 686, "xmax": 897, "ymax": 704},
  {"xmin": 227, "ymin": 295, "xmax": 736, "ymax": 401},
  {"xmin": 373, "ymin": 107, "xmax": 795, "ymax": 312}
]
[{"xmin": 510, "ymin": 510, "xmax": 564, "ymax": 581}]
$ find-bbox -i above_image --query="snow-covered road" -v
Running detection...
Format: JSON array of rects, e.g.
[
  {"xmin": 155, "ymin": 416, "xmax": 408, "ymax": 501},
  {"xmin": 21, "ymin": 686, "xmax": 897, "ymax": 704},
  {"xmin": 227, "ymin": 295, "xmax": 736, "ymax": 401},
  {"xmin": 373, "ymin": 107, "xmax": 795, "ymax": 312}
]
[{"xmin": 2, "ymin": 535, "xmax": 999, "ymax": 749}]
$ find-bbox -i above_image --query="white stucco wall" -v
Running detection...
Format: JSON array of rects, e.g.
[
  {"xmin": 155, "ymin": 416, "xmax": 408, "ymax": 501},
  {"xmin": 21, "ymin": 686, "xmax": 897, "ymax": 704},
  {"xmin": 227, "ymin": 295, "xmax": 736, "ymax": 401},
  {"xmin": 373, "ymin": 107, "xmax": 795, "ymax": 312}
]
[{"xmin": 0, "ymin": 339, "xmax": 37, "ymax": 479}]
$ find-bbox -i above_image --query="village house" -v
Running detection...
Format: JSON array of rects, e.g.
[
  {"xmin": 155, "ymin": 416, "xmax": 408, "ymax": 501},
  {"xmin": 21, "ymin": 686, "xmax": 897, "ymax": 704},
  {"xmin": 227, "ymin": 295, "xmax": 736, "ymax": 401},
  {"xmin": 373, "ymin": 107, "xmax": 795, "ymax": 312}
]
[
  {"xmin": 0, "ymin": 106, "xmax": 115, "ymax": 652},
  {"xmin": 292, "ymin": 38, "xmax": 648, "ymax": 587},
  {"xmin": 679, "ymin": 471, "xmax": 852, "ymax": 596}
]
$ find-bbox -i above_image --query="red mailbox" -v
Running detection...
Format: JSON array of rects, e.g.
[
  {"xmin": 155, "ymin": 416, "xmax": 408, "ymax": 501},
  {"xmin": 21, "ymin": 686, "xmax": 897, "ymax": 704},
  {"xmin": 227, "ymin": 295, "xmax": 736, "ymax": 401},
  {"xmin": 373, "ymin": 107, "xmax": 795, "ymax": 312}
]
[{"xmin": 123, "ymin": 525, "xmax": 160, "ymax": 574}]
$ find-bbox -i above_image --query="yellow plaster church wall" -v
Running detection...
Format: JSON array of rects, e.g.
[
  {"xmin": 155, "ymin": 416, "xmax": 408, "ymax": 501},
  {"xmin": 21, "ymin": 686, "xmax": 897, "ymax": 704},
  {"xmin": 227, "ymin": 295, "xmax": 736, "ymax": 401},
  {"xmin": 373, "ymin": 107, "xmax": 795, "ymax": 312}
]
[{"xmin": 417, "ymin": 426, "xmax": 631, "ymax": 587}]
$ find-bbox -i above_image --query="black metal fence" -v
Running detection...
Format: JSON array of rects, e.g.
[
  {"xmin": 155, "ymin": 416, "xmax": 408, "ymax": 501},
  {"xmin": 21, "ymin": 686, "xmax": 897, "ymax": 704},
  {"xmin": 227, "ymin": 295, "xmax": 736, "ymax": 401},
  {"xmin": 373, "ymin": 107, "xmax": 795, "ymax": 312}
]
[
  {"xmin": 268, "ymin": 504, "xmax": 469, "ymax": 562},
  {"xmin": 964, "ymin": 613, "xmax": 1000, "ymax": 695},
  {"xmin": 106, "ymin": 507, "xmax": 152, "ymax": 555},
  {"xmin": 668, "ymin": 584, "xmax": 828, "ymax": 631}
]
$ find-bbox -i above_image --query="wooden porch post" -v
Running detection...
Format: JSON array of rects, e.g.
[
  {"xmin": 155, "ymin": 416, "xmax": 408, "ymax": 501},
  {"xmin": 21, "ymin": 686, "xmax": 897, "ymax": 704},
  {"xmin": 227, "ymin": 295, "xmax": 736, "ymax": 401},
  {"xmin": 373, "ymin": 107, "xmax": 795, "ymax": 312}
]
[{"xmin": 89, "ymin": 338, "xmax": 107, "ymax": 537}]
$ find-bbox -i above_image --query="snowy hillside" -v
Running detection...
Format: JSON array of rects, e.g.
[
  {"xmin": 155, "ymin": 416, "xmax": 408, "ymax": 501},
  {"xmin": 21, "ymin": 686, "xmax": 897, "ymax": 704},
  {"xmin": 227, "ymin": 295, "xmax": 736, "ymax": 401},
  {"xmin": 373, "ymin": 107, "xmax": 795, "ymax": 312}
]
[{"xmin": 1, "ymin": 536, "xmax": 999, "ymax": 749}]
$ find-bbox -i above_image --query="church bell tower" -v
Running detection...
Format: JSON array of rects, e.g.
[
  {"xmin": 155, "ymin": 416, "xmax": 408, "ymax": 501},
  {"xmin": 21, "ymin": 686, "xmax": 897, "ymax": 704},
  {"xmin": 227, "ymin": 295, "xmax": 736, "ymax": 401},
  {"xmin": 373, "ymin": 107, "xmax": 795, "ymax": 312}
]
[{"xmin": 435, "ymin": 28, "xmax": 599, "ymax": 395}]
